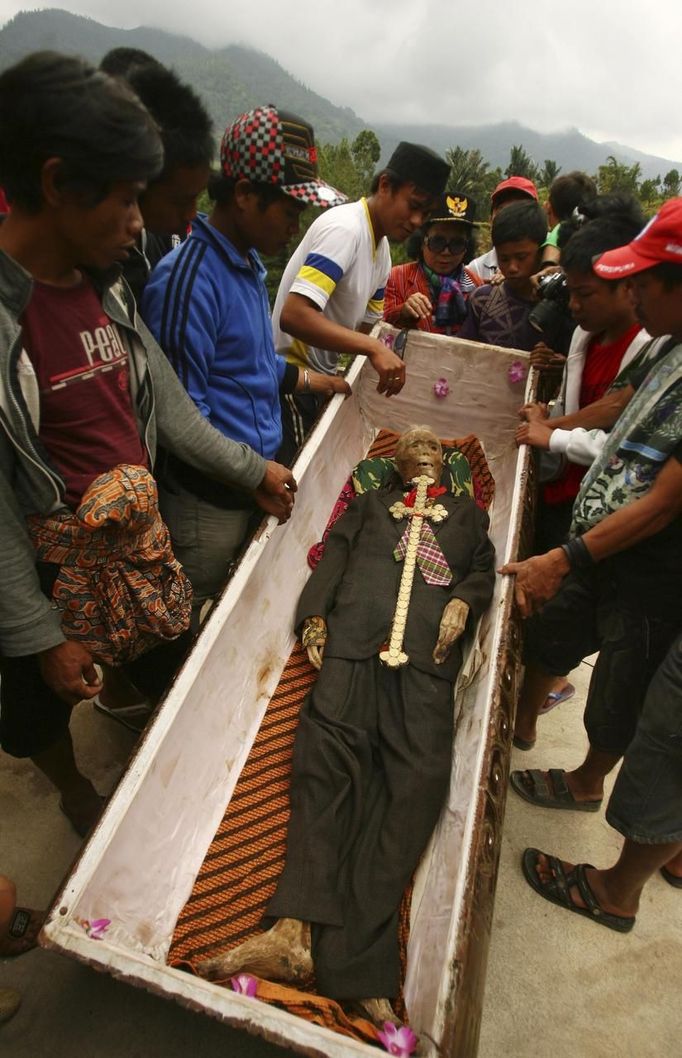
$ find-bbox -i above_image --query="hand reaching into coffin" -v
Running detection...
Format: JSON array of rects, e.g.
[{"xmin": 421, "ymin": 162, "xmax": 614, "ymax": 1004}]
[
  {"xmin": 515, "ymin": 419, "xmax": 554, "ymax": 449},
  {"xmin": 254, "ymin": 462, "xmax": 297, "ymax": 523},
  {"xmin": 301, "ymin": 615, "xmax": 327, "ymax": 670},
  {"xmin": 433, "ymin": 599, "xmax": 470, "ymax": 664}
]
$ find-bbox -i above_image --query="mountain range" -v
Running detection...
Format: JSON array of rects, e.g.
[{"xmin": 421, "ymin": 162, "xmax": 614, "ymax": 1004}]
[{"xmin": 1, "ymin": 8, "xmax": 679, "ymax": 181}]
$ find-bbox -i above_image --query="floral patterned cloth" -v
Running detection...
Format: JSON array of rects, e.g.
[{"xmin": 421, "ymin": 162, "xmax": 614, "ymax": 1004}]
[
  {"xmin": 572, "ymin": 342, "xmax": 682, "ymax": 535},
  {"xmin": 27, "ymin": 464, "xmax": 192, "ymax": 663}
]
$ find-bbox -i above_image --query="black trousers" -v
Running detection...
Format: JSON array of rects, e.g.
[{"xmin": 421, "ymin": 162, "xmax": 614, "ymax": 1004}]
[
  {"xmin": 267, "ymin": 655, "xmax": 454, "ymax": 1000},
  {"xmin": 0, "ymin": 560, "xmax": 192, "ymax": 757}
]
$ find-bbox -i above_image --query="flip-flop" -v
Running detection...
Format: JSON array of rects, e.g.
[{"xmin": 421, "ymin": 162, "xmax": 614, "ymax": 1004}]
[
  {"xmin": 660, "ymin": 865, "xmax": 682, "ymax": 889},
  {"xmin": 539, "ymin": 682, "xmax": 575, "ymax": 715},
  {"xmin": 510, "ymin": 768, "xmax": 602, "ymax": 811},
  {"xmin": 512, "ymin": 734, "xmax": 536, "ymax": 751},
  {"xmin": 0, "ymin": 907, "xmax": 45, "ymax": 958},
  {"xmin": 93, "ymin": 696, "xmax": 152, "ymax": 734},
  {"xmin": 522, "ymin": 848, "xmax": 635, "ymax": 933}
]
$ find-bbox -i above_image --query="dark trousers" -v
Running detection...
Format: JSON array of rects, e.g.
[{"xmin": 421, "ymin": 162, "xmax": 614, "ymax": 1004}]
[
  {"xmin": 0, "ymin": 560, "xmax": 193, "ymax": 757},
  {"xmin": 267, "ymin": 655, "xmax": 454, "ymax": 1000},
  {"xmin": 277, "ymin": 392, "xmax": 323, "ymax": 467}
]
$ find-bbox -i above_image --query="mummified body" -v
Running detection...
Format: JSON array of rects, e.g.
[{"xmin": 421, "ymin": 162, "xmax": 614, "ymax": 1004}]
[{"xmin": 197, "ymin": 428, "xmax": 495, "ymax": 1022}]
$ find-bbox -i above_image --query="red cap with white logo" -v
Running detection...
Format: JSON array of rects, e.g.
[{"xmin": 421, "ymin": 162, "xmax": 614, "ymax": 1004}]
[{"xmin": 594, "ymin": 198, "xmax": 682, "ymax": 278}]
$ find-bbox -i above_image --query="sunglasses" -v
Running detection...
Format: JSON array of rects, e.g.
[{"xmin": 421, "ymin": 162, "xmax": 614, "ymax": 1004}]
[{"xmin": 424, "ymin": 234, "xmax": 468, "ymax": 254}]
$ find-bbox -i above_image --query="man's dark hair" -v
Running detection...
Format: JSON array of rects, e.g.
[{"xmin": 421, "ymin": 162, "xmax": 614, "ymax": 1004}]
[
  {"xmin": 0, "ymin": 51, "xmax": 163, "ymax": 212},
  {"xmin": 548, "ymin": 171, "xmax": 597, "ymax": 221},
  {"xmin": 100, "ymin": 47, "xmax": 162, "ymax": 78},
  {"xmin": 369, "ymin": 169, "xmax": 405, "ymax": 195},
  {"xmin": 207, "ymin": 172, "xmax": 289, "ymax": 211},
  {"xmin": 560, "ymin": 195, "xmax": 645, "ymax": 274},
  {"xmin": 492, "ymin": 201, "xmax": 547, "ymax": 247},
  {"xmin": 649, "ymin": 261, "xmax": 682, "ymax": 288},
  {"xmin": 125, "ymin": 63, "xmax": 214, "ymax": 174}
]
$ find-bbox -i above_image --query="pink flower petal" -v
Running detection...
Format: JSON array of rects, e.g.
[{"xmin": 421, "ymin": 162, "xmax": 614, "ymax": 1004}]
[
  {"xmin": 433, "ymin": 377, "xmax": 449, "ymax": 399},
  {"xmin": 507, "ymin": 360, "xmax": 526, "ymax": 384},
  {"xmin": 85, "ymin": 917, "xmax": 111, "ymax": 939},
  {"xmin": 230, "ymin": 973, "xmax": 258, "ymax": 997},
  {"xmin": 377, "ymin": 1021, "xmax": 418, "ymax": 1056}
]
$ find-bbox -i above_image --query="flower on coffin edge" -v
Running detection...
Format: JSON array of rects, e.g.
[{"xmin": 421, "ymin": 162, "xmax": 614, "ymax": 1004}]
[
  {"xmin": 230, "ymin": 973, "xmax": 258, "ymax": 997},
  {"xmin": 80, "ymin": 917, "xmax": 111, "ymax": 940},
  {"xmin": 377, "ymin": 1021, "xmax": 418, "ymax": 1056},
  {"xmin": 382, "ymin": 333, "xmax": 395, "ymax": 348},
  {"xmin": 433, "ymin": 377, "xmax": 449, "ymax": 399},
  {"xmin": 507, "ymin": 359, "xmax": 527, "ymax": 384}
]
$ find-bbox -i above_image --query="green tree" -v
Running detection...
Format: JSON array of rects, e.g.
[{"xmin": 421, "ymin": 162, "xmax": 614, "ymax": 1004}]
[
  {"xmin": 639, "ymin": 177, "xmax": 661, "ymax": 208},
  {"xmin": 351, "ymin": 129, "xmax": 381, "ymax": 195},
  {"xmin": 538, "ymin": 159, "xmax": 561, "ymax": 189},
  {"xmin": 597, "ymin": 155, "xmax": 641, "ymax": 194},
  {"xmin": 663, "ymin": 168, "xmax": 681, "ymax": 198},
  {"xmin": 505, "ymin": 144, "xmax": 540, "ymax": 184}
]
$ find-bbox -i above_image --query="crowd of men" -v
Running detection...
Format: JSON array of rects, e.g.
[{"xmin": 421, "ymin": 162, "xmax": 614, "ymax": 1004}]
[{"xmin": 0, "ymin": 46, "xmax": 680, "ymax": 1033}]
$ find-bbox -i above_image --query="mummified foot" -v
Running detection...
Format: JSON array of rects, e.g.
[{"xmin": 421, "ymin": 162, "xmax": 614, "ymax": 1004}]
[
  {"xmin": 350, "ymin": 997, "xmax": 398, "ymax": 1026},
  {"xmin": 195, "ymin": 917, "xmax": 313, "ymax": 986}
]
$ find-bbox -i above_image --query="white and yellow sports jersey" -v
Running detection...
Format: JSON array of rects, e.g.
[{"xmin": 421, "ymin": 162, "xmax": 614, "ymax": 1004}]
[{"xmin": 272, "ymin": 198, "xmax": 391, "ymax": 375}]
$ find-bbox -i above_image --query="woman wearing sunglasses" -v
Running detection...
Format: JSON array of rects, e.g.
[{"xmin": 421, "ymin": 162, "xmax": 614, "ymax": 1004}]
[{"xmin": 384, "ymin": 192, "xmax": 481, "ymax": 335}]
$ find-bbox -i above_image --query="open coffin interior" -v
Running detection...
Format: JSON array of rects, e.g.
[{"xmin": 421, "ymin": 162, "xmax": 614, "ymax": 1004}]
[{"xmin": 43, "ymin": 330, "xmax": 531, "ymax": 1057}]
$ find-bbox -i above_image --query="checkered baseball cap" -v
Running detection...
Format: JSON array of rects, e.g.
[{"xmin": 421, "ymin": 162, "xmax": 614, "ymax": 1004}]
[{"xmin": 220, "ymin": 105, "xmax": 347, "ymax": 209}]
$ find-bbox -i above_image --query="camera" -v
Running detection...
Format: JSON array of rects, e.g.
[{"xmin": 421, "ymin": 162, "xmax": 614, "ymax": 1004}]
[{"xmin": 528, "ymin": 271, "xmax": 574, "ymax": 353}]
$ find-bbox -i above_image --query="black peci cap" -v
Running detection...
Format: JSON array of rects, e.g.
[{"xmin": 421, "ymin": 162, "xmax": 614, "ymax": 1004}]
[{"xmin": 385, "ymin": 141, "xmax": 450, "ymax": 196}]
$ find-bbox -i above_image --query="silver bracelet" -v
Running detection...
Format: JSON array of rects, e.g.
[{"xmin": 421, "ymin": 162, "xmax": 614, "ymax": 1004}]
[{"xmin": 303, "ymin": 368, "xmax": 311, "ymax": 393}]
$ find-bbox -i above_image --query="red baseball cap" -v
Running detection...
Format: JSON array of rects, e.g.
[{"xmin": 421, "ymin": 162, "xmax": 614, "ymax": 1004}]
[
  {"xmin": 593, "ymin": 198, "xmax": 682, "ymax": 279},
  {"xmin": 491, "ymin": 176, "xmax": 538, "ymax": 205}
]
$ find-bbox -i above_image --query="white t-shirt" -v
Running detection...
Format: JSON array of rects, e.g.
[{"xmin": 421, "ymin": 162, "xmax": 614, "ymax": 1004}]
[
  {"xmin": 272, "ymin": 198, "xmax": 391, "ymax": 375},
  {"xmin": 466, "ymin": 246, "xmax": 498, "ymax": 283}
]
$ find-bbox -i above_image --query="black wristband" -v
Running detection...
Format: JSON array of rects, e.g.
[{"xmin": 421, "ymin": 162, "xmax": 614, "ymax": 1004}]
[
  {"xmin": 560, "ymin": 536, "xmax": 595, "ymax": 571},
  {"xmin": 280, "ymin": 361, "xmax": 300, "ymax": 394}
]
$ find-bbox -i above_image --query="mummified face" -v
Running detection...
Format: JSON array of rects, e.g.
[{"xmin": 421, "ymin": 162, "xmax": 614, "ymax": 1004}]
[{"xmin": 395, "ymin": 427, "xmax": 443, "ymax": 485}]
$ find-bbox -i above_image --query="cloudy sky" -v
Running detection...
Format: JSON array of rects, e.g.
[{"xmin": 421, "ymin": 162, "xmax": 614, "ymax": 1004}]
[{"xmin": 2, "ymin": 0, "xmax": 681, "ymax": 162}]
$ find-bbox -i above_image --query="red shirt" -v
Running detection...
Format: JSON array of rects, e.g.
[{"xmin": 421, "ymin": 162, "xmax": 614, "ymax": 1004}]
[
  {"xmin": 21, "ymin": 276, "xmax": 148, "ymax": 509},
  {"xmin": 544, "ymin": 324, "xmax": 642, "ymax": 506}
]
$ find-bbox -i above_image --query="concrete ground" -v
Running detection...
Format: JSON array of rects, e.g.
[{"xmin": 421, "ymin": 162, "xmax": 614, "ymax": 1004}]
[{"xmin": 1, "ymin": 658, "xmax": 681, "ymax": 1057}]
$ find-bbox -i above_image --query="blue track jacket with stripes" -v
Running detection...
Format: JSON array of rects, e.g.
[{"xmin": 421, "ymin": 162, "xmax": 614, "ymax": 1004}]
[{"xmin": 142, "ymin": 216, "xmax": 287, "ymax": 460}]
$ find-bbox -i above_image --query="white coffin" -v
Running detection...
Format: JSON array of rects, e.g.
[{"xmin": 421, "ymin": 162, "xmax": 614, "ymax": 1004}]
[{"xmin": 42, "ymin": 328, "xmax": 533, "ymax": 1057}]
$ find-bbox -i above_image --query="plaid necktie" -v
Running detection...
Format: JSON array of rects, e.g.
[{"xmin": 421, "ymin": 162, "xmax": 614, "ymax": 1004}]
[{"xmin": 393, "ymin": 518, "xmax": 453, "ymax": 586}]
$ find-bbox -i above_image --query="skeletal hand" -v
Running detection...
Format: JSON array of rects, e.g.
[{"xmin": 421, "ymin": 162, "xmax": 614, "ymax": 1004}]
[
  {"xmin": 301, "ymin": 615, "xmax": 327, "ymax": 670},
  {"xmin": 433, "ymin": 598, "xmax": 470, "ymax": 663}
]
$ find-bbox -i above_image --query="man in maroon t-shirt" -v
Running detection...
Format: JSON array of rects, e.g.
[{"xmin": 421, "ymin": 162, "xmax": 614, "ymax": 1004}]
[{"xmin": 0, "ymin": 53, "xmax": 296, "ymax": 837}]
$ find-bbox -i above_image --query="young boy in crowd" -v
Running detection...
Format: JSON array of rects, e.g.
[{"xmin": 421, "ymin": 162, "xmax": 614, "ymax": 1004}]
[
  {"xmin": 459, "ymin": 200, "xmax": 547, "ymax": 350},
  {"xmin": 272, "ymin": 141, "xmax": 450, "ymax": 461},
  {"xmin": 0, "ymin": 52, "xmax": 295, "ymax": 836},
  {"xmin": 142, "ymin": 105, "xmax": 350, "ymax": 627},
  {"xmin": 100, "ymin": 50, "xmax": 214, "ymax": 301},
  {"xmin": 467, "ymin": 175, "xmax": 539, "ymax": 282}
]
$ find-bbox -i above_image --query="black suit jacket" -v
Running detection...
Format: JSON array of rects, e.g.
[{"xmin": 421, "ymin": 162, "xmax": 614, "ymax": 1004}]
[{"xmin": 296, "ymin": 488, "xmax": 496, "ymax": 682}]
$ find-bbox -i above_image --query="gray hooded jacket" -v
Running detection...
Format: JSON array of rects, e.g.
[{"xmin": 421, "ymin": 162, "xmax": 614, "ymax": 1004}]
[{"xmin": 0, "ymin": 250, "xmax": 266, "ymax": 657}]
